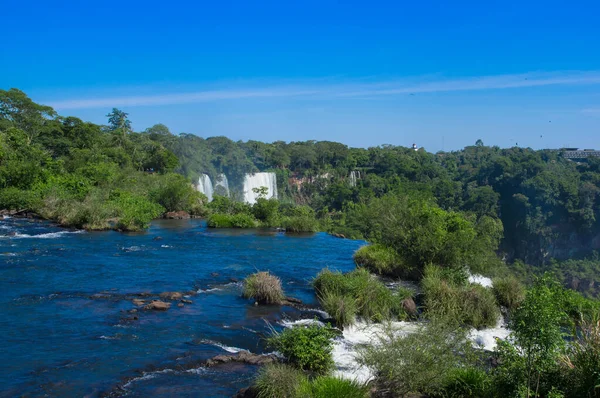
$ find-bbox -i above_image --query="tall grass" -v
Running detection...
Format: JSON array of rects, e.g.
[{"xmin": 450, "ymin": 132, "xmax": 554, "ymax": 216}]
[
  {"xmin": 492, "ymin": 275, "xmax": 525, "ymax": 311},
  {"xmin": 314, "ymin": 268, "xmax": 413, "ymax": 326},
  {"xmin": 243, "ymin": 271, "xmax": 285, "ymax": 304},
  {"xmin": 422, "ymin": 264, "xmax": 500, "ymax": 329},
  {"xmin": 254, "ymin": 363, "xmax": 309, "ymax": 398},
  {"xmin": 310, "ymin": 376, "xmax": 369, "ymax": 398}
]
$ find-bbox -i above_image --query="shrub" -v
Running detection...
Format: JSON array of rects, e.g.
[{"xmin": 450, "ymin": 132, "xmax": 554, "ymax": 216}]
[
  {"xmin": 282, "ymin": 215, "xmax": 318, "ymax": 233},
  {"xmin": 243, "ymin": 272, "xmax": 285, "ymax": 304},
  {"xmin": 254, "ymin": 363, "xmax": 309, "ymax": 398},
  {"xmin": 314, "ymin": 268, "xmax": 411, "ymax": 325},
  {"xmin": 353, "ymin": 244, "xmax": 418, "ymax": 279},
  {"xmin": 207, "ymin": 213, "xmax": 257, "ymax": 228},
  {"xmin": 439, "ymin": 367, "xmax": 491, "ymax": 398},
  {"xmin": 319, "ymin": 291, "xmax": 357, "ymax": 328},
  {"xmin": 358, "ymin": 320, "xmax": 475, "ymax": 397},
  {"xmin": 310, "ymin": 376, "xmax": 368, "ymax": 398},
  {"xmin": 492, "ymin": 275, "xmax": 525, "ymax": 311},
  {"xmin": 207, "ymin": 213, "xmax": 233, "ymax": 228},
  {"xmin": 559, "ymin": 316, "xmax": 600, "ymax": 398},
  {"xmin": 267, "ymin": 323, "xmax": 336, "ymax": 374},
  {"xmin": 422, "ymin": 265, "xmax": 500, "ymax": 329},
  {"xmin": 230, "ymin": 213, "xmax": 257, "ymax": 228},
  {"xmin": 0, "ymin": 187, "xmax": 40, "ymax": 210}
]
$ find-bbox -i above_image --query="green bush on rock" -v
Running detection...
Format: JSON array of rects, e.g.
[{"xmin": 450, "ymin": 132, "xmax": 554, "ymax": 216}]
[
  {"xmin": 353, "ymin": 243, "xmax": 418, "ymax": 279},
  {"xmin": 266, "ymin": 323, "xmax": 336, "ymax": 374},
  {"xmin": 492, "ymin": 275, "xmax": 525, "ymax": 311},
  {"xmin": 243, "ymin": 271, "xmax": 285, "ymax": 304}
]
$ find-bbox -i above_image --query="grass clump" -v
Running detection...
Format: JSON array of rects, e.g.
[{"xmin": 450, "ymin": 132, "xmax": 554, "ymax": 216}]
[
  {"xmin": 314, "ymin": 268, "xmax": 413, "ymax": 326},
  {"xmin": 267, "ymin": 323, "xmax": 336, "ymax": 374},
  {"xmin": 353, "ymin": 244, "xmax": 418, "ymax": 279},
  {"xmin": 310, "ymin": 376, "xmax": 369, "ymax": 398},
  {"xmin": 422, "ymin": 265, "xmax": 500, "ymax": 329},
  {"xmin": 255, "ymin": 363, "xmax": 309, "ymax": 398},
  {"xmin": 492, "ymin": 275, "xmax": 525, "ymax": 311},
  {"xmin": 243, "ymin": 271, "xmax": 285, "ymax": 304}
]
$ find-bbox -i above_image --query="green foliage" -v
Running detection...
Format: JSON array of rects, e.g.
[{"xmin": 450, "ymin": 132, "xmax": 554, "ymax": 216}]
[
  {"xmin": 422, "ymin": 265, "xmax": 500, "ymax": 329},
  {"xmin": 353, "ymin": 243, "xmax": 417, "ymax": 279},
  {"xmin": 493, "ymin": 274, "xmax": 568, "ymax": 397},
  {"xmin": 267, "ymin": 323, "xmax": 336, "ymax": 374},
  {"xmin": 309, "ymin": 376, "xmax": 368, "ymax": 398},
  {"xmin": 438, "ymin": 367, "xmax": 492, "ymax": 398},
  {"xmin": 243, "ymin": 271, "xmax": 285, "ymax": 304},
  {"xmin": 559, "ymin": 316, "xmax": 600, "ymax": 398},
  {"xmin": 358, "ymin": 320, "xmax": 476, "ymax": 397},
  {"xmin": 207, "ymin": 213, "xmax": 257, "ymax": 228},
  {"xmin": 493, "ymin": 275, "xmax": 526, "ymax": 311},
  {"xmin": 110, "ymin": 190, "xmax": 164, "ymax": 231},
  {"xmin": 254, "ymin": 363, "xmax": 309, "ymax": 398},
  {"xmin": 314, "ymin": 268, "xmax": 412, "ymax": 325}
]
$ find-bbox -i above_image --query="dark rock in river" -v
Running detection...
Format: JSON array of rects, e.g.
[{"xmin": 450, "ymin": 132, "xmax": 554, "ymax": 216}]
[
  {"xmin": 153, "ymin": 236, "xmax": 163, "ymax": 241},
  {"xmin": 234, "ymin": 386, "xmax": 259, "ymax": 398},
  {"xmin": 164, "ymin": 211, "xmax": 191, "ymax": 219},
  {"xmin": 205, "ymin": 351, "xmax": 277, "ymax": 368},
  {"xmin": 211, "ymin": 272, "xmax": 220, "ymax": 277}
]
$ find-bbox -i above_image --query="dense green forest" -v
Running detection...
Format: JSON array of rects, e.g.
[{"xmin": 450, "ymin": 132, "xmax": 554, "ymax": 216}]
[{"xmin": 2, "ymin": 89, "xmax": 600, "ymax": 296}]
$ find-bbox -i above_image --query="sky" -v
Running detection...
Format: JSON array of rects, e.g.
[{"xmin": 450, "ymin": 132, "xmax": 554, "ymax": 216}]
[{"xmin": 2, "ymin": 0, "xmax": 599, "ymax": 151}]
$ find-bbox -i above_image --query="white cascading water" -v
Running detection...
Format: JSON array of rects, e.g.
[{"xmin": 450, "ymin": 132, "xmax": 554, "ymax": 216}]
[
  {"xmin": 214, "ymin": 173, "xmax": 230, "ymax": 197},
  {"xmin": 349, "ymin": 170, "xmax": 361, "ymax": 187},
  {"xmin": 196, "ymin": 174, "xmax": 214, "ymax": 202},
  {"xmin": 242, "ymin": 172, "xmax": 277, "ymax": 204}
]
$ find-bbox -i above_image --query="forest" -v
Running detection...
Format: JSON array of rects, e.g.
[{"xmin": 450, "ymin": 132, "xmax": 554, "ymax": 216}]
[{"xmin": 2, "ymin": 89, "xmax": 600, "ymax": 397}]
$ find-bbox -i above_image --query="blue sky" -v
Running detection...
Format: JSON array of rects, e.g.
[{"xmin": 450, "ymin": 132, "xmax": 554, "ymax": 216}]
[{"xmin": 2, "ymin": 0, "xmax": 599, "ymax": 151}]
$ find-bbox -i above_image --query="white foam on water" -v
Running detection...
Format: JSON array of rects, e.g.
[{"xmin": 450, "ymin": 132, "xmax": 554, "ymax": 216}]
[
  {"xmin": 197, "ymin": 287, "xmax": 221, "ymax": 294},
  {"xmin": 122, "ymin": 369, "xmax": 177, "ymax": 388},
  {"xmin": 200, "ymin": 339, "xmax": 246, "ymax": 353},
  {"xmin": 186, "ymin": 367, "xmax": 209, "ymax": 375},
  {"xmin": 160, "ymin": 245, "xmax": 172, "ymax": 248},
  {"xmin": 468, "ymin": 316, "xmax": 511, "ymax": 351},
  {"xmin": 9, "ymin": 230, "xmax": 83, "ymax": 239},
  {"xmin": 1, "ymin": 253, "xmax": 17, "ymax": 256},
  {"xmin": 468, "ymin": 274, "xmax": 494, "ymax": 288},
  {"xmin": 280, "ymin": 318, "xmax": 325, "ymax": 328}
]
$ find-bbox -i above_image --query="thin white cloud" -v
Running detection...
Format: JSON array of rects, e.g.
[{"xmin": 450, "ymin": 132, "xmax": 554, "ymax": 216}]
[
  {"xmin": 47, "ymin": 70, "xmax": 600, "ymax": 110},
  {"xmin": 582, "ymin": 107, "xmax": 600, "ymax": 115}
]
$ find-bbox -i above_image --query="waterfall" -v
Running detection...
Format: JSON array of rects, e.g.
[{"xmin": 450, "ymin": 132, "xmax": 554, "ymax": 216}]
[
  {"xmin": 243, "ymin": 172, "xmax": 278, "ymax": 204},
  {"xmin": 214, "ymin": 173, "xmax": 230, "ymax": 197},
  {"xmin": 349, "ymin": 170, "xmax": 361, "ymax": 187},
  {"xmin": 197, "ymin": 174, "xmax": 214, "ymax": 202}
]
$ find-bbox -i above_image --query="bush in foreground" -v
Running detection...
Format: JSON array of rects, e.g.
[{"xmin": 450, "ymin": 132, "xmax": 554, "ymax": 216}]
[
  {"xmin": 437, "ymin": 367, "xmax": 491, "ymax": 398},
  {"xmin": 358, "ymin": 320, "xmax": 475, "ymax": 397},
  {"xmin": 255, "ymin": 363, "xmax": 309, "ymax": 398},
  {"xmin": 422, "ymin": 265, "xmax": 500, "ymax": 329},
  {"xmin": 243, "ymin": 272, "xmax": 285, "ymax": 304},
  {"xmin": 314, "ymin": 268, "xmax": 413, "ymax": 326},
  {"xmin": 267, "ymin": 323, "xmax": 336, "ymax": 374},
  {"xmin": 353, "ymin": 244, "xmax": 418, "ymax": 279}
]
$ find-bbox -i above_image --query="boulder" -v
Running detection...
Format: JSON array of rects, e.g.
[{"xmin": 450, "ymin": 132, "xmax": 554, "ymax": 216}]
[
  {"xmin": 153, "ymin": 236, "xmax": 163, "ymax": 241},
  {"xmin": 177, "ymin": 303, "xmax": 184, "ymax": 308},
  {"xmin": 132, "ymin": 299, "xmax": 146, "ymax": 306},
  {"xmin": 145, "ymin": 300, "xmax": 171, "ymax": 311},
  {"xmin": 235, "ymin": 386, "xmax": 259, "ymax": 398},
  {"xmin": 164, "ymin": 211, "xmax": 190, "ymax": 219},
  {"xmin": 181, "ymin": 299, "xmax": 193, "ymax": 304},
  {"xmin": 211, "ymin": 272, "xmax": 220, "ymax": 277},
  {"xmin": 402, "ymin": 297, "xmax": 417, "ymax": 317},
  {"xmin": 159, "ymin": 292, "xmax": 183, "ymax": 300}
]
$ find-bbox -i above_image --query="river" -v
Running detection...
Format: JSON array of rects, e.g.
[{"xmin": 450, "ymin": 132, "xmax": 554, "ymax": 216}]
[{"xmin": 0, "ymin": 217, "xmax": 364, "ymax": 397}]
